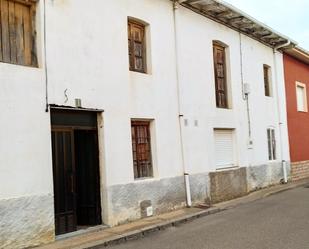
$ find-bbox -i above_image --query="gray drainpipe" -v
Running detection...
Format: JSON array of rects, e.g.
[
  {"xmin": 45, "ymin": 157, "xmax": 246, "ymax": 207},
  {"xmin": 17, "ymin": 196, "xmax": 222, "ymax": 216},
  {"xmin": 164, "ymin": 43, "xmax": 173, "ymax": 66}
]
[
  {"xmin": 273, "ymin": 39, "xmax": 293, "ymax": 184},
  {"xmin": 173, "ymin": 0, "xmax": 192, "ymax": 207}
]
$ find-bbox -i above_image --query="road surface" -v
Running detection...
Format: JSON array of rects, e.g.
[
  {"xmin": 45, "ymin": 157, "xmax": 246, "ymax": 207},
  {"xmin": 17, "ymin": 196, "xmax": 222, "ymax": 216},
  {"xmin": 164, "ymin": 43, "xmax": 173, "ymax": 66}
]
[{"xmin": 107, "ymin": 185, "xmax": 309, "ymax": 249}]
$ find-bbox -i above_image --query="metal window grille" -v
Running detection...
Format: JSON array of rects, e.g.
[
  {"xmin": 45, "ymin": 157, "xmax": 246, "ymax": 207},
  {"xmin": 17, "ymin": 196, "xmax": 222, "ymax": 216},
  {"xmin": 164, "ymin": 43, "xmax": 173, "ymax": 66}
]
[
  {"xmin": 131, "ymin": 121, "xmax": 153, "ymax": 179},
  {"xmin": 267, "ymin": 128, "xmax": 276, "ymax": 160}
]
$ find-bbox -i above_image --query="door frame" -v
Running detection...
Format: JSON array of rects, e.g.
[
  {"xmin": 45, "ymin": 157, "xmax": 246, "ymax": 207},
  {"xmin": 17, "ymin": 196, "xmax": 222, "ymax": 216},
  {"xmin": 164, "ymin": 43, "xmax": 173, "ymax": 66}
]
[{"xmin": 50, "ymin": 107, "xmax": 104, "ymax": 236}]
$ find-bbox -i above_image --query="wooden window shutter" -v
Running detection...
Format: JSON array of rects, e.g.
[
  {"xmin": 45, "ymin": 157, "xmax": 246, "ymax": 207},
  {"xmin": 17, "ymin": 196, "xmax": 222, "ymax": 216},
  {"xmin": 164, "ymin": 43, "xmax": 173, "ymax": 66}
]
[
  {"xmin": 213, "ymin": 44, "xmax": 228, "ymax": 108},
  {"xmin": 264, "ymin": 65, "xmax": 271, "ymax": 96},
  {"xmin": 128, "ymin": 19, "xmax": 146, "ymax": 73},
  {"xmin": 0, "ymin": 0, "xmax": 37, "ymax": 66},
  {"xmin": 131, "ymin": 121, "xmax": 153, "ymax": 179}
]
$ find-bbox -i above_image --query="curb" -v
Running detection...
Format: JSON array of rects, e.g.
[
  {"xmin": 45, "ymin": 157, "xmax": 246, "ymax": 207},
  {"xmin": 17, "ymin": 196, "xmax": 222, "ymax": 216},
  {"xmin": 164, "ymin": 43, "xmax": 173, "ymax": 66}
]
[
  {"xmin": 83, "ymin": 208, "xmax": 224, "ymax": 248},
  {"xmin": 83, "ymin": 181, "xmax": 309, "ymax": 248},
  {"xmin": 41, "ymin": 179, "xmax": 309, "ymax": 249},
  {"xmin": 263, "ymin": 181, "xmax": 309, "ymax": 198}
]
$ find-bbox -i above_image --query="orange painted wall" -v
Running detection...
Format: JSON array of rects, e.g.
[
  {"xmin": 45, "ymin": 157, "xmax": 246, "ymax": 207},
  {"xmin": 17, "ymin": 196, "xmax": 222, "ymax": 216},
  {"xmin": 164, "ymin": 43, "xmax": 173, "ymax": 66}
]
[{"xmin": 284, "ymin": 54, "xmax": 309, "ymax": 162}]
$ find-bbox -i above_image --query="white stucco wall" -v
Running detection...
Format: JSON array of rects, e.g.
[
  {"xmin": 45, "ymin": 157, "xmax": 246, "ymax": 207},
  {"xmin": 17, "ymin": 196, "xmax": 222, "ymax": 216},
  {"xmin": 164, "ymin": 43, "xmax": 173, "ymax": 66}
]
[
  {"xmin": 0, "ymin": 0, "xmax": 290, "ymax": 204},
  {"xmin": 0, "ymin": 0, "xmax": 291, "ymax": 238},
  {"xmin": 175, "ymin": 5, "xmax": 290, "ymax": 174},
  {"xmin": 0, "ymin": 2, "xmax": 53, "ymax": 200},
  {"xmin": 45, "ymin": 0, "xmax": 183, "ymax": 187}
]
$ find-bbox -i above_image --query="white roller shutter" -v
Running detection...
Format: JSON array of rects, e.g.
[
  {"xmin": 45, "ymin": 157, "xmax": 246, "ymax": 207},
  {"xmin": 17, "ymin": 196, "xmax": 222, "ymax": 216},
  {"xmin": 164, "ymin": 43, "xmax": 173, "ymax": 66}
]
[{"xmin": 214, "ymin": 129, "xmax": 235, "ymax": 168}]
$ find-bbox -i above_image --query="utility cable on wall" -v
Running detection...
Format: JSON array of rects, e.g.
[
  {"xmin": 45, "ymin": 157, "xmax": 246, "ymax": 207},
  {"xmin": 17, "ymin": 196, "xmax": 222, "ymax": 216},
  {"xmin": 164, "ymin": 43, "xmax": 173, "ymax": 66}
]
[
  {"xmin": 239, "ymin": 33, "xmax": 252, "ymax": 141},
  {"xmin": 44, "ymin": 0, "xmax": 49, "ymax": 113}
]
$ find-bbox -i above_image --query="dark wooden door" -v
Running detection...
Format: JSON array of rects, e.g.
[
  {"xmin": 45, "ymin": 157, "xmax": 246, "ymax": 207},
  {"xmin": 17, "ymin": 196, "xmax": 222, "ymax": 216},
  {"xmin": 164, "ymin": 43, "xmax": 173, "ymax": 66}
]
[
  {"xmin": 52, "ymin": 129, "xmax": 77, "ymax": 235},
  {"xmin": 75, "ymin": 130, "xmax": 102, "ymax": 226},
  {"xmin": 51, "ymin": 109, "xmax": 102, "ymax": 235}
]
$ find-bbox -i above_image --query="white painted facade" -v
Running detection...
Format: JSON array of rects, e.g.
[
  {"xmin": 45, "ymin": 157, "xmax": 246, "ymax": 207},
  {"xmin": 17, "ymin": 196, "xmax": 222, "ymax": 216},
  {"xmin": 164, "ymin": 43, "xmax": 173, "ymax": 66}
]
[
  {"xmin": 175, "ymin": 5, "xmax": 290, "ymax": 174},
  {"xmin": 0, "ymin": 0, "xmax": 290, "ymax": 248}
]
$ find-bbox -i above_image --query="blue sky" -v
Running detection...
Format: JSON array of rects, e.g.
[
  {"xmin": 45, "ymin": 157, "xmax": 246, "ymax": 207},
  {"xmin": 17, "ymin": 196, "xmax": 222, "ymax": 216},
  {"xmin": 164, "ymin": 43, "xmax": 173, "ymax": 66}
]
[{"xmin": 223, "ymin": 0, "xmax": 309, "ymax": 50}]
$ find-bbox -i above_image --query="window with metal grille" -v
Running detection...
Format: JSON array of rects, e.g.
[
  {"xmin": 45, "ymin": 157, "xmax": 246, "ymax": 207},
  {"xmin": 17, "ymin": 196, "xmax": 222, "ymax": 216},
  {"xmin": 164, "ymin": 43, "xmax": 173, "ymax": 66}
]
[
  {"xmin": 131, "ymin": 121, "xmax": 153, "ymax": 179},
  {"xmin": 213, "ymin": 43, "xmax": 228, "ymax": 108},
  {"xmin": 0, "ymin": 0, "xmax": 37, "ymax": 66},
  {"xmin": 263, "ymin": 65, "xmax": 271, "ymax": 97},
  {"xmin": 128, "ymin": 19, "xmax": 146, "ymax": 73},
  {"xmin": 267, "ymin": 128, "xmax": 276, "ymax": 161}
]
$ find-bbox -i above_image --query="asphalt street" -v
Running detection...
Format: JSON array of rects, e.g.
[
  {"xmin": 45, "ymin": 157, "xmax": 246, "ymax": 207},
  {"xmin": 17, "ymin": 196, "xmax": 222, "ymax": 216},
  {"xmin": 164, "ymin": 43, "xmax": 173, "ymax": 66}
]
[{"xmin": 107, "ymin": 185, "xmax": 309, "ymax": 249}]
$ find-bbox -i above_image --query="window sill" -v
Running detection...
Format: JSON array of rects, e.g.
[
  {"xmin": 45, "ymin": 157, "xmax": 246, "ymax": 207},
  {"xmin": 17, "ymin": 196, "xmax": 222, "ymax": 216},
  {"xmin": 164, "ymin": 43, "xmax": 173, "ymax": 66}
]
[
  {"xmin": 216, "ymin": 107, "xmax": 234, "ymax": 111},
  {"xmin": 0, "ymin": 61, "xmax": 39, "ymax": 69},
  {"xmin": 216, "ymin": 165, "xmax": 238, "ymax": 171},
  {"xmin": 130, "ymin": 69, "xmax": 147, "ymax": 74},
  {"xmin": 216, "ymin": 106, "xmax": 230, "ymax": 109},
  {"xmin": 134, "ymin": 177, "xmax": 155, "ymax": 182}
]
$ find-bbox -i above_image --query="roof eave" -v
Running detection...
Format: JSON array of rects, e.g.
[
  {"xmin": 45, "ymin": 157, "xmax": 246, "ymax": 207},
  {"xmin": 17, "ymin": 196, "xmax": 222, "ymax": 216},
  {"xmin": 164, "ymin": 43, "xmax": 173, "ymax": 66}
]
[
  {"xmin": 284, "ymin": 47, "xmax": 309, "ymax": 65},
  {"xmin": 178, "ymin": 0, "xmax": 297, "ymax": 49}
]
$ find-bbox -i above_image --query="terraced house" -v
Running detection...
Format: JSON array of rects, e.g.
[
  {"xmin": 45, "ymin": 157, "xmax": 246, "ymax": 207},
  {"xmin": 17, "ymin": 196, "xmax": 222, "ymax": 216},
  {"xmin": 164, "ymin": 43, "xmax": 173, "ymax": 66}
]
[
  {"xmin": 0, "ymin": 0, "xmax": 302, "ymax": 248},
  {"xmin": 283, "ymin": 47, "xmax": 309, "ymax": 181}
]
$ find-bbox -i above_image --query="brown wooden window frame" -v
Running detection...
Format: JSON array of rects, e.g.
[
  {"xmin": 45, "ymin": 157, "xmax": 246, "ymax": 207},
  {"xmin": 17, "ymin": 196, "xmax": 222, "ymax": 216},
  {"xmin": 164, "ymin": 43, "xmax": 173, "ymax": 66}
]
[
  {"xmin": 128, "ymin": 19, "xmax": 147, "ymax": 73},
  {"xmin": 213, "ymin": 42, "xmax": 228, "ymax": 109},
  {"xmin": 263, "ymin": 65, "xmax": 272, "ymax": 97},
  {"xmin": 131, "ymin": 120, "xmax": 153, "ymax": 179},
  {"xmin": 0, "ymin": 0, "xmax": 37, "ymax": 67}
]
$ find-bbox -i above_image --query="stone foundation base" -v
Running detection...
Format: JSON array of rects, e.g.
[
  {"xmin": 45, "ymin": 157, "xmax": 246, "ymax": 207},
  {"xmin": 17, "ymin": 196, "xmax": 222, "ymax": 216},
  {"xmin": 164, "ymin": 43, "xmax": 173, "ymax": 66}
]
[
  {"xmin": 247, "ymin": 162, "xmax": 289, "ymax": 191},
  {"xmin": 0, "ymin": 195, "xmax": 55, "ymax": 249},
  {"xmin": 291, "ymin": 160, "xmax": 309, "ymax": 181},
  {"xmin": 0, "ymin": 163, "xmax": 289, "ymax": 248},
  {"xmin": 106, "ymin": 173, "xmax": 210, "ymax": 226},
  {"xmin": 209, "ymin": 167, "xmax": 248, "ymax": 203}
]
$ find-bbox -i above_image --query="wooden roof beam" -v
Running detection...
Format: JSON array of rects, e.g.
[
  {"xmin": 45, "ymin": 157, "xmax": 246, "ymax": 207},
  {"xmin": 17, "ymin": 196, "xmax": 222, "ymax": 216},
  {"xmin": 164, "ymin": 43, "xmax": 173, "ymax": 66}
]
[{"xmin": 215, "ymin": 10, "xmax": 233, "ymax": 19}]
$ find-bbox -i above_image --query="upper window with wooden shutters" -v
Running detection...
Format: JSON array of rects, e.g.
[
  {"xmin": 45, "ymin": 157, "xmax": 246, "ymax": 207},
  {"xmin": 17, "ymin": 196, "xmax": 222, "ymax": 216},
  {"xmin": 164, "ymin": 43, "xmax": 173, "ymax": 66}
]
[
  {"xmin": 0, "ymin": 0, "xmax": 37, "ymax": 67},
  {"xmin": 213, "ymin": 42, "xmax": 228, "ymax": 109},
  {"xmin": 128, "ymin": 19, "xmax": 146, "ymax": 73},
  {"xmin": 263, "ymin": 65, "xmax": 272, "ymax": 97}
]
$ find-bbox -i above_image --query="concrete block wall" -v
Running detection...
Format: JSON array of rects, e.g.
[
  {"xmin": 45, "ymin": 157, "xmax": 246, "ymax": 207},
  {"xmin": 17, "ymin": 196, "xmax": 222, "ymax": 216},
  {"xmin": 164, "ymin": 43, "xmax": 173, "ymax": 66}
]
[{"xmin": 209, "ymin": 168, "xmax": 248, "ymax": 203}]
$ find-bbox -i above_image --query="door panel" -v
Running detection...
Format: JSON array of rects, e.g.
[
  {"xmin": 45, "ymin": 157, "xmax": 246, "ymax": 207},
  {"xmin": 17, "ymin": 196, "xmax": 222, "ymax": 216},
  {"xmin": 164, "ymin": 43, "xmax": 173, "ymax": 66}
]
[
  {"xmin": 52, "ymin": 130, "xmax": 77, "ymax": 235},
  {"xmin": 75, "ymin": 130, "xmax": 102, "ymax": 226}
]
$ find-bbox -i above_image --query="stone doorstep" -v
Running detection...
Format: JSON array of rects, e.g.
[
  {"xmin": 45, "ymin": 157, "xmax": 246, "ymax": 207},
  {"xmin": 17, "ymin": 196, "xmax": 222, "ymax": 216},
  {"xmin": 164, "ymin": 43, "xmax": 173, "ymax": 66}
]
[{"xmin": 35, "ymin": 178, "xmax": 309, "ymax": 249}]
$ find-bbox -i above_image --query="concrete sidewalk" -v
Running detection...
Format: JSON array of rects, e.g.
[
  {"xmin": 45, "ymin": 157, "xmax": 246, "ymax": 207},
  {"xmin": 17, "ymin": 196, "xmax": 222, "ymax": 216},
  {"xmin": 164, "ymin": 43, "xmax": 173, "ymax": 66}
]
[{"xmin": 35, "ymin": 179, "xmax": 309, "ymax": 249}]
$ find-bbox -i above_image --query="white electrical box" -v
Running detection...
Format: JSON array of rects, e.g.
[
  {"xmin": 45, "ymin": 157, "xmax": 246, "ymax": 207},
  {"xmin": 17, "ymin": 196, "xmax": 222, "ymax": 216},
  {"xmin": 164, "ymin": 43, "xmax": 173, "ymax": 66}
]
[
  {"xmin": 244, "ymin": 83, "xmax": 251, "ymax": 95},
  {"xmin": 247, "ymin": 139, "xmax": 254, "ymax": 149},
  {"xmin": 146, "ymin": 206, "xmax": 153, "ymax": 217}
]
